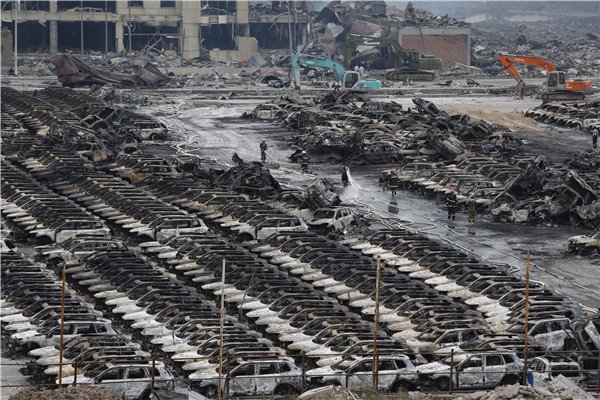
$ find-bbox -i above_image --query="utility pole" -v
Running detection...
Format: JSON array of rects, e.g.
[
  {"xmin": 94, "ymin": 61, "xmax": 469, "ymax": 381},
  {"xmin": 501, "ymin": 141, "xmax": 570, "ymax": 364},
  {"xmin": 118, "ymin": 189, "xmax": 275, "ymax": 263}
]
[
  {"xmin": 217, "ymin": 259, "xmax": 226, "ymax": 400},
  {"xmin": 13, "ymin": 0, "xmax": 18, "ymax": 75},
  {"xmin": 286, "ymin": 0, "xmax": 293, "ymax": 54},
  {"xmin": 57, "ymin": 262, "xmax": 67, "ymax": 385},
  {"xmin": 80, "ymin": 0, "xmax": 84, "ymax": 55},
  {"xmin": 104, "ymin": 0, "xmax": 108, "ymax": 54},
  {"xmin": 128, "ymin": 1, "xmax": 132, "ymax": 53},
  {"xmin": 522, "ymin": 250, "xmax": 531, "ymax": 385},
  {"xmin": 372, "ymin": 256, "xmax": 381, "ymax": 390}
]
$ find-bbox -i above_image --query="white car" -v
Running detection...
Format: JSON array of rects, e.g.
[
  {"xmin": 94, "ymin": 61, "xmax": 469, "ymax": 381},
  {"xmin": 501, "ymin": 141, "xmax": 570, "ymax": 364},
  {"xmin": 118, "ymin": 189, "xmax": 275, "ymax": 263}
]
[
  {"xmin": 31, "ymin": 220, "xmax": 110, "ymax": 243},
  {"xmin": 192, "ymin": 358, "xmax": 301, "ymax": 398},
  {"xmin": 235, "ymin": 218, "xmax": 307, "ymax": 242},
  {"xmin": 60, "ymin": 361, "xmax": 174, "ymax": 399},
  {"xmin": 306, "ymin": 355, "xmax": 418, "ymax": 392},
  {"xmin": 307, "ymin": 207, "xmax": 356, "ymax": 232}
]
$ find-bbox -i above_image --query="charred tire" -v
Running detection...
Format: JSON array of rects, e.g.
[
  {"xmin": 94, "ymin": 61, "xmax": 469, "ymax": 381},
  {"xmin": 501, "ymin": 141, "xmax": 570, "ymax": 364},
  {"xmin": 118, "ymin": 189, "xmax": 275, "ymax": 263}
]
[
  {"xmin": 500, "ymin": 375, "xmax": 519, "ymax": 386},
  {"xmin": 274, "ymin": 384, "xmax": 299, "ymax": 395},
  {"xmin": 236, "ymin": 233, "xmax": 254, "ymax": 243},
  {"xmin": 138, "ymin": 388, "xmax": 152, "ymax": 400},
  {"xmin": 391, "ymin": 380, "xmax": 412, "ymax": 392},
  {"xmin": 432, "ymin": 377, "xmax": 451, "ymax": 391},
  {"xmin": 201, "ymin": 385, "xmax": 218, "ymax": 398}
]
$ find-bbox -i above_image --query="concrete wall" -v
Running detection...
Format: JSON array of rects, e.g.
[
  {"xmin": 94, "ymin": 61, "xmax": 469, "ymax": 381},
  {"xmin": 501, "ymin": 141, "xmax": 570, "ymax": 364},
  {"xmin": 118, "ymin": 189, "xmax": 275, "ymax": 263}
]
[
  {"xmin": 1, "ymin": 29, "xmax": 14, "ymax": 73},
  {"xmin": 398, "ymin": 27, "xmax": 471, "ymax": 72}
]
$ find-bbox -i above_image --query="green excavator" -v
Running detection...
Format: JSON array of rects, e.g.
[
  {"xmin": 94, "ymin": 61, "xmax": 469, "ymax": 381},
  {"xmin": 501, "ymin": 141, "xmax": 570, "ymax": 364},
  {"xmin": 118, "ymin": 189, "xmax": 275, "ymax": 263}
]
[{"xmin": 343, "ymin": 34, "xmax": 443, "ymax": 81}]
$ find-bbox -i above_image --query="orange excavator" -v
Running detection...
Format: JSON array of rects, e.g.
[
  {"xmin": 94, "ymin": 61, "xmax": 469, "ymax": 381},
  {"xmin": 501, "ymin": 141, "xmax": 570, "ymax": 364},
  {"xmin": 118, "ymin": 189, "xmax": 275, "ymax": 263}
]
[{"xmin": 498, "ymin": 53, "xmax": 592, "ymax": 102}]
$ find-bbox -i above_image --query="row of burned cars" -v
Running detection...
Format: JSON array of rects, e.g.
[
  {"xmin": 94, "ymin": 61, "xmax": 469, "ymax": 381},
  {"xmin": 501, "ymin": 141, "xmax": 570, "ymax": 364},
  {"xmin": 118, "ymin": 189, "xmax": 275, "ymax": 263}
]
[{"xmin": 1, "ymin": 136, "xmax": 599, "ymax": 397}]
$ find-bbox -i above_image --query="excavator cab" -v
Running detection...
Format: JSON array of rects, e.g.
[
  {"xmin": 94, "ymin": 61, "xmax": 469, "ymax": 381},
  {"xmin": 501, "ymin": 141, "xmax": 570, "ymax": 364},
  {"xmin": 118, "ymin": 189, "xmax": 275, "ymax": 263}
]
[
  {"xmin": 547, "ymin": 71, "xmax": 566, "ymax": 91},
  {"xmin": 342, "ymin": 71, "xmax": 360, "ymax": 88}
]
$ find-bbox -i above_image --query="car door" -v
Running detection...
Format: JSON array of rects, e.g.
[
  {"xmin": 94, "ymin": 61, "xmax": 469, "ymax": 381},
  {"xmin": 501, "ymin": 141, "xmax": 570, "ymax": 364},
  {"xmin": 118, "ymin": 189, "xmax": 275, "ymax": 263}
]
[
  {"xmin": 457, "ymin": 356, "xmax": 485, "ymax": 389},
  {"xmin": 124, "ymin": 367, "xmax": 150, "ymax": 399},
  {"xmin": 346, "ymin": 360, "xmax": 373, "ymax": 390},
  {"xmin": 256, "ymin": 362, "xmax": 280, "ymax": 395},
  {"xmin": 228, "ymin": 363, "xmax": 256, "ymax": 396},
  {"xmin": 377, "ymin": 359, "xmax": 399, "ymax": 391},
  {"xmin": 483, "ymin": 354, "xmax": 506, "ymax": 387},
  {"xmin": 96, "ymin": 367, "xmax": 127, "ymax": 396}
]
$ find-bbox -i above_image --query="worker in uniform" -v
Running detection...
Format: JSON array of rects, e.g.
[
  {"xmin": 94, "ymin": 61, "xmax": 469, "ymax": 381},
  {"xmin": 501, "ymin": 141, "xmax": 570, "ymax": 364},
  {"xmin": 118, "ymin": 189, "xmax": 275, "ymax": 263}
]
[
  {"xmin": 592, "ymin": 128, "xmax": 598, "ymax": 149},
  {"xmin": 467, "ymin": 198, "xmax": 477, "ymax": 224},
  {"xmin": 341, "ymin": 165, "xmax": 349, "ymax": 187},
  {"xmin": 446, "ymin": 186, "xmax": 458, "ymax": 221},
  {"xmin": 359, "ymin": 64, "xmax": 365, "ymax": 79},
  {"xmin": 260, "ymin": 139, "xmax": 268, "ymax": 162},
  {"xmin": 300, "ymin": 150, "xmax": 310, "ymax": 173},
  {"xmin": 388, "ymin": 168, "xmax": 400, "ymax": 196}
]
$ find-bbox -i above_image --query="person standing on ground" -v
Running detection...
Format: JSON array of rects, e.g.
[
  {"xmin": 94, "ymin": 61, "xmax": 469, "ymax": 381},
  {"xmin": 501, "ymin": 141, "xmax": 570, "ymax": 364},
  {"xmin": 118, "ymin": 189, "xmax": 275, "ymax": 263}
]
[
  {"xmin": 300, "ymin": 150, "xmax": 310, "ymax": 173},
  {"xmin": 359, "ymin": 64, "xmax": 365, "ymax": 79},
  {"xmin": 341, "ymin": 165, "xmax": 349, "ymax": 187},
  {"xmin": 446, "ymin": 186, "xmax": 458, "ymax": 221},
  {"xmin": 388, "ymin": 169, "xmax": 400, "ymax": 196},
  {"xmin": 593, "ymin": 128, "xmax": 598, "ymax": 149},
  {"xmin": 260, "ymin": 139, "xmax": 268, "ymax": 162},
  {"xmin": 467, "ymin": 198, "xmax": 477, "ymax": 224}
]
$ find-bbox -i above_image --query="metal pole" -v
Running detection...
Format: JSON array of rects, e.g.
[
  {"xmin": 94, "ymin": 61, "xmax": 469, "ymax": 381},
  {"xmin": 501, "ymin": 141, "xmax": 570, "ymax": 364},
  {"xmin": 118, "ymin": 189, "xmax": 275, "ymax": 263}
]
[
  {"xmin": 301, "ymin": 351, "xmax": 306, "ymax": 393},
  {"xmin": 522, "ymin": 250, "xmax": 531, "ymax": 385},
  {"xmin": 57, "ymin": 262, "xmax": 67, "ymax": 385},
  {"xmin": 286, "ymin": 1, "xmax": 293, "ymax": 54},
  {"xmin": 217, "ymin": 259, "xmax": 226, "ymax": 400},
  {"xmin": 13, "ymin": 0, "xmax": 18, "ymax": 75},
  {"xmin": 104, "ymin": 0, "xmax": 108, "ymax": 54},
  {"xmin": 151, "ymin": 357, "xmax": 156, "ymax": 390},
  {"xmin": 128, "ymin": 1, "xmax": 132, "ymax": 53},
  {"xmin": 80, "ymin": 0, "xmax": 83, "ymax": 55},
  {"xmin": 449, "ymin": 349, "xmax": 454, "ymax": 394},
  {"xmin": 372, "ymin": 256, "xmax": 381, "ymax": 390}
]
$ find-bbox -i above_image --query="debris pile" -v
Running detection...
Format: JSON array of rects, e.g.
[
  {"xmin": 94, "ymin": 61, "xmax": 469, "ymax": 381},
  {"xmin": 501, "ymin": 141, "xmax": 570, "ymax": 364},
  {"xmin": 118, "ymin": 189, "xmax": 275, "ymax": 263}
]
[
  {"xmin": 246, "ymin": 92, "xmax": 505, "ymax": 164},
  {"xmin": 215, "ymin": 153, "xmax": 282, "ymax": 196},
  {"xmin": 9, "ymin": 386, "xmax": 121, "ymax": 400},
  {"xmin": 525, "ymin": 100, "xmax": 600, "ymax": 132},
  {"xmin": 52, "ymin": 54, "xmax": 170, "ymax": 88},
  {"xmin": 1, "ymin": 87, "xmax": 167, "ymax": 160},
  {"xmin": 471, "ymin": 17, "xmax": 600, "ymax": 77},
  {"xmin": 455, "ymin": 383, "xmax": 591, "ymax": 400}
]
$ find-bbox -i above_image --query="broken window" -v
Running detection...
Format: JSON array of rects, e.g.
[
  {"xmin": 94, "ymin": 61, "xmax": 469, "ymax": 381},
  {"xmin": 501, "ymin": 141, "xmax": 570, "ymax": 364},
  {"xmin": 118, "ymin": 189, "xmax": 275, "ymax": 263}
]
[
  {"xmin": 160, "ymin": 0, "xmax": 175, "ymax": 7},
  {"xmin": 127, "ymin": 368, "xmax": 146, "ymax": 379},
  {"xmin": 129, "ymin": 0, "xmax": 143, "ymax": 6},
  {"xmin": 258, "ymin": 363, "xmax": 278, "ymax": 375},
  {"xmin": 485, "ymin": 355, "xmax": 503, "ymax": 366},
  {"xmin": 463, "ymin": 357, "xmax": 483, "ymax": 369},
  {"xmin": 379, "ymin": 360, "xmax": 397, "ymax": 371},
  {"xmin": 231, "ymin": 364, "xmax": 255, "ymax": 377}
]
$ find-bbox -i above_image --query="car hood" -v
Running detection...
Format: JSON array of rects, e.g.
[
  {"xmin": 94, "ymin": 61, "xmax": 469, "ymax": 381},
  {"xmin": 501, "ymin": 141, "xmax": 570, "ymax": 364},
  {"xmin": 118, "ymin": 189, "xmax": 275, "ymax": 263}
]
[{"xmin": 416, "ymin": 362, "xmax": 450, "ymax": 374}]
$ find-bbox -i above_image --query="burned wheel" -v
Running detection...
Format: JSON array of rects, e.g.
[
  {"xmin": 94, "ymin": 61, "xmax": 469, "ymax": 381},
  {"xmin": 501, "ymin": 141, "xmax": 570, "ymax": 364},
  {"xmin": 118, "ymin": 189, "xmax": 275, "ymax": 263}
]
[
  {"xmin": 202, "ymin": 385, "xmax": 218, "ymax": 398},
  {"xmin": 391, "ymin": 380, "xmax": 412, "ymax": 392},
  {"xmin": 500, "ymin": 375, "xmax": 519, "ymax": 386},
  {"xmin": 431, "ymin": 377, "xmax": 451, "ymax": 391},
  {"xmin": 274, "ymin": 384, "xmax": 299, "ymax": 395}
]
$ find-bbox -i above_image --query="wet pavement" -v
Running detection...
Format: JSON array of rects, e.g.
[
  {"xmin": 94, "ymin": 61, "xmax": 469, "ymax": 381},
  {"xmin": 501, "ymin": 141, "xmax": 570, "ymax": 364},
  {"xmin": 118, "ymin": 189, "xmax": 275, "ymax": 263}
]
[{"xmin": 163, "ymin": 98, "xmax": 599, "ymax": 310}]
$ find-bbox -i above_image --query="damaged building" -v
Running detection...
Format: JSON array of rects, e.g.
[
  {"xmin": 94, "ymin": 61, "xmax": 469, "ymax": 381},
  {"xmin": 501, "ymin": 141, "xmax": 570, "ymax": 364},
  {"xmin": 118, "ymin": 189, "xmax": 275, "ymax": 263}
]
[{"xmin": 0, "ymin": 0, "xmax": 310, "ymax": 62}]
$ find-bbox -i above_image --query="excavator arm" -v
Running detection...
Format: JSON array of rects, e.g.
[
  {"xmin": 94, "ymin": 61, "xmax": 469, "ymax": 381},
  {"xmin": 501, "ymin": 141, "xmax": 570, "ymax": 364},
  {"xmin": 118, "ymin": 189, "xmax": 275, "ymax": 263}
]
[
  {"xmin": 498, "ymin": 53, "xmax": 557, "ymax": 83},
  {"xmin": 291, "ymin": 52, "xmax": 347, "ymax": 87}
]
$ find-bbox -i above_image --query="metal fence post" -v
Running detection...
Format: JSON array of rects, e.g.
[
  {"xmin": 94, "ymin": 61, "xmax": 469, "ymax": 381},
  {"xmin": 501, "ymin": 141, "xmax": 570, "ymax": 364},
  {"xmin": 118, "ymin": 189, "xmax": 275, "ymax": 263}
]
[
  {"xmin": 151, "ymin": 357, "xmax": 156, "ymax": 390},
  {"xmin": 449, "ymin": 349, "xmax": 454, "ymax": 394},
  {"xmin": 225, "ymin": 354, "xmax": 231, "ymax": 399},
  {"xmin": 301, "ymin": 351, "xmax": 306, "ymax": 393},
  {"xmin": 73, "ymin": 363, "xmax": 77, "ymax": 387}
]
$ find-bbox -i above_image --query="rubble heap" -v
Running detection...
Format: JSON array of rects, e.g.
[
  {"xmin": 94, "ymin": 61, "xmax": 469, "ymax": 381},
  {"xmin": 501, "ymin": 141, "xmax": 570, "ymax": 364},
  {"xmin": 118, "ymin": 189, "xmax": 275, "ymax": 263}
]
[
  {"xmin": 1, "ymin": 87, "xmax": 167, "ymax": 160},
  {"xmin": 455, "ymin": 383, "xmax": 590, "ymax": 400},
  {"xmin": 471, "ymin": 17, "xmax": 600, "ymax": 77},
  {"xmin": 52, "ymin": 54, "xmax": 170, "ymax": 88},
  {"xmin": 246, "ymin": 92, "xmax": 507, "ymax": 164},
  {"xmin": 525, "ymin": 100, "xmax": 600, "ymax": 132}
]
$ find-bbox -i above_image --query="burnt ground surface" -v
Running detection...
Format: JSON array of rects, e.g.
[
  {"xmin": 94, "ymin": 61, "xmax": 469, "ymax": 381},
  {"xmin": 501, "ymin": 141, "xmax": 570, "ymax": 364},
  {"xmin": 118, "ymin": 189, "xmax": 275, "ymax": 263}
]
[{"xmin": 150, "ymin": 96, "xmax": 600, "ymax": 311}]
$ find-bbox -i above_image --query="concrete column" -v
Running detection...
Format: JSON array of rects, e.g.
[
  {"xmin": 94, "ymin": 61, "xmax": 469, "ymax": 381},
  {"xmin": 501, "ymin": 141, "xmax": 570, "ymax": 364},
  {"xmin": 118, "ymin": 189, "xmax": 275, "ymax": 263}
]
[
  {"xmin": 49, "ymin": 21, "xmax": 58, "ymax": 54},
  {"xmin": 49, "ymin": 0, "xmax": 57, "ymax": 13},
  {"xmin": 115, "ymin": 22, "xmax": 124, "ymax": 53},
  {"xmin": 180, "ymin": 1, "xmax": 200, "ymax": 59}
]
